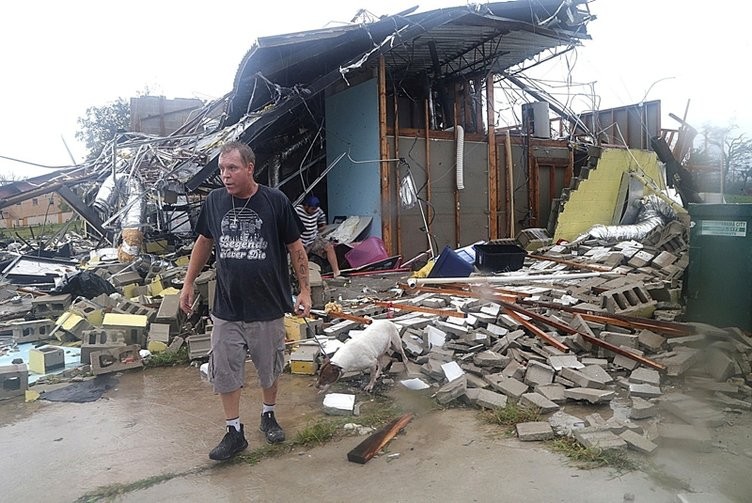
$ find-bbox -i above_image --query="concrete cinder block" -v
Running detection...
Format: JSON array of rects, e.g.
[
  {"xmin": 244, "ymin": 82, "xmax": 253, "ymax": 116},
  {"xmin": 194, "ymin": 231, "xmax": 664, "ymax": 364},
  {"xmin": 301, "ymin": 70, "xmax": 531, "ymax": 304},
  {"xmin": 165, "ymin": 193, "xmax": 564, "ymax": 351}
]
[
  {"xmin": 548, "ymin": 411, "xmax": 586, "ymax": 437},
  {"xmin": 524, "ymin": 361, "xmax": 555, "ymax": 386},
  {"xmin": 28, "ymin": 346, "xmax": 65, "ymax": 374},
  {"xmin": 155, "ymin": 294, "xmax": 183, "ymax": 333},
  {"xmin": 165, "ymin": 336, "xmax": 185, "ymax": 354},
  {"xmin": 535, "ymin": 383, "xmax": 567, "ymax": 404},
  {"xmin": 90, "ymin": 344, "xmax": 143, "ymax": 375},
  {"xmin": 80, "ymin": 329, "xmax": 127, "ymax": 364},
  {"xmin": 102, "ymin": 313, "xmax": 149, "ymax": 347},
  {"xmin": 574, "ymin": 428, "xmax": 626, "ymax": 450},
  {"xmin": 547, "ymin": 355, "xmax": 584, "ymax": 371},
  {"xmin": 0, "ymin": 364, "xmax": 29, "ymax": 400},
  {"xmin": 31, "ymin": 294, "xmax": 72, "ymax": 319},
  {"xmin": 474, "ymin": 350, "xmax": 509, "ymax": 368},
  {"xmin": 436, "ymin": 375, "xmax": 467, "ymax": 405},
  {"xmin": 560, "ymin": 367, "xmax": 605, "ymax": 389},
  {"xmin": 114, "ymin": 299, "xmax": 157, "ymax": 321},
  {"xmin": 601, "ymin": 331, "xmax": 639, "ymax": 348},
  {"xmin": 706, "ymin": 349, "xmax": 737, "ymax": 382},
  {"xmin": 69, "ymin": 298, "xmax": 105, "ymax": 326},
  {"xmin": 619, "ymin": 430, "xmax": 657, "ymax": 454},
  {"xmin": 629, "ymin": 397, "xmax": 657, "ymax": 419},
  {"xmin": 600, "ymin": 283, "xmax": 656, "ymax": 317},
  {"xmin": 629, "ymin": 367, "xmax": 661, "ymax": 386},
  {"xmin": 322, "ymin": 393, "xmax": 355, "ymax": 416},
  {"xmin": 1, "ymin": 319, "xmax": 55, "ymax": 344},
  {"xmin": 55, "ymin": 312, "xmax": 95, "ymax": 341},
  {"xmin": 516, "ymin": 421, "xmax": 554, "ymax": 441},
  {"xmin": 465, "ymin": 388, "xmax": 507, "ymax": 409},
  {"xmin": 520, "ymin": 392, "xmax": 559, "ymax": 414},
  {"xmin": 564, "ymin": 387, "xmax": 615, "ymax": 404},
  {"xmin": 662, "ymin": 349, "xmax": 700, "ymax": 377},
  {"xmin": 612, "ymin": 346, "xmax": 645, "ymax": 371},
  {"xmin": 628, "ymin": 383, "xmax": 662, "ymax": 398},
  {"xmin": 485, "ymin": 375, "xmax": 528, "ymax": 399},
  {"xmin": 637, "ymin": 330, "xmax": 666, "ymax": 353},
  {"xmin": 111, "ymin": 271, "xmax": 143, "ymax": 287},
  {"xmin": 580, "ymin": 365, "xmax": 613, "ymax": 386},
  {"xmin": 149, "ymin": 323, "xmax": 171, "ymax": 344},
  {"xmin": 186, "ymin": 333, "xmax": 211, "ymax": 359}
]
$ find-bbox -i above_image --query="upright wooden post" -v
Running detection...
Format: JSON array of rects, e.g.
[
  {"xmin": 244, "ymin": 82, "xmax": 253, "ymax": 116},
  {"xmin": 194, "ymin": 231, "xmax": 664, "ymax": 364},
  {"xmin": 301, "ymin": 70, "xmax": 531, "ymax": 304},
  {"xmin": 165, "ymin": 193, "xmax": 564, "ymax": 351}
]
[
  {"xmin": 378, "ymin": 56, "xmax": 393, "ymax": 254},
  {"xmin": 486, "ymin": 73, "xmax": 498, "ymax": 240}
]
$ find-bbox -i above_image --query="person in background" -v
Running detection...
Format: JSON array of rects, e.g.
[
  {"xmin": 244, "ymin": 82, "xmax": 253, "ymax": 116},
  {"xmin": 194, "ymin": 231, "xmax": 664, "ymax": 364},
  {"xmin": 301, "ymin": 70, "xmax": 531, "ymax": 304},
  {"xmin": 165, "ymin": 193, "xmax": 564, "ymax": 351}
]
[
  {"xmin": 295, "ymin": 194, "xmax": 341, "ymax": 277},
  {"xmin": 180, "ymin": 141, "xmax": 312, "ymax": 461}
]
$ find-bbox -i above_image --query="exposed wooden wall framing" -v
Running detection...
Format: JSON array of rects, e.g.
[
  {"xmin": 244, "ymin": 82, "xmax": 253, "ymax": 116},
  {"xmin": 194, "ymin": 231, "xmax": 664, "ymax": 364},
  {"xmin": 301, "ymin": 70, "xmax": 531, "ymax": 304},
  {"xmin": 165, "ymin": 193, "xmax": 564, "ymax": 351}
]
[{"xmin": 378, "ymin": 56, "xmax": 394, "ymax": 254}]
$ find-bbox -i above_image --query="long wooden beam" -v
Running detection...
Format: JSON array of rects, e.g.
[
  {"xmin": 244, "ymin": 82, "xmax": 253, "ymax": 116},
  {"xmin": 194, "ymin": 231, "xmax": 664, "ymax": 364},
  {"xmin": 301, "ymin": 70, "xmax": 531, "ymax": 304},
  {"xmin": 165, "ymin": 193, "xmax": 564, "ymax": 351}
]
[
  {"xmin": 373, "ymin": 300, "xmax": 466, "ymax": 318},
  {"xmin": 519, "ymin": 299, "xmax": 693, "ymax": 337},
  {"xmin": 506, "ymin": 311, "xmax": 569, "ymax": 352},
  {"xmin": 499, "ymin": 301, "xmax": 665, "ymax": 371}
]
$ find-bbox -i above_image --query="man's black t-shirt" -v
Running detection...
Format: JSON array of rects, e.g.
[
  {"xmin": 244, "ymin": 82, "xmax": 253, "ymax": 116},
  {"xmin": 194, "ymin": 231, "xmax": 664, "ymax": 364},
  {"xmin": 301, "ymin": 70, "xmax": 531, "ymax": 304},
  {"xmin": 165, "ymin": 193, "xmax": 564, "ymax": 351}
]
[{"xmin": 195, "ymin": 185, "xmax": 301, "ymax": 322}]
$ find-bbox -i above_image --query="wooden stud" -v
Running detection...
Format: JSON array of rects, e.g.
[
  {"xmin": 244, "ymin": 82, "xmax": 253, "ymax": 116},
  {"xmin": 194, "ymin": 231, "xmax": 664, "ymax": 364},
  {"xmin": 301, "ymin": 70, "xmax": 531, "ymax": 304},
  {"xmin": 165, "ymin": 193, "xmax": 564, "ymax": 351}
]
[
  {"xmin": 486, "ymin": 73, "xmax": 499, "ymax": 240},
  {"xmin": 378, "ymin": 56, "xmax": 393, "ymax": 255}
]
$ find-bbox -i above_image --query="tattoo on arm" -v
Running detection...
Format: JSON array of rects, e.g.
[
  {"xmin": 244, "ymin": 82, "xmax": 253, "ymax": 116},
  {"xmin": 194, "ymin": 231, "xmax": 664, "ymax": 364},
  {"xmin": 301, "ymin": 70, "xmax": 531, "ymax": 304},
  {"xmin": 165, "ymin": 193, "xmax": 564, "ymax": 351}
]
[{"xmin": 293, "ymin": 249, "xmax": 310, "ymax": 291}]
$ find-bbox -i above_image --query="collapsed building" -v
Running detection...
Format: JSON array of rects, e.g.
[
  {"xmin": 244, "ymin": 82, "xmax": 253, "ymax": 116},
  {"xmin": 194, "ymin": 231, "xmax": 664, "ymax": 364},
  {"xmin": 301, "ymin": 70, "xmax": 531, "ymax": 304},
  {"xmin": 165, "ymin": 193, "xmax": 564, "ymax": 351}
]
[{"xmin": 1, "ymin": 0, "xmax": 752, "ymax": 472}]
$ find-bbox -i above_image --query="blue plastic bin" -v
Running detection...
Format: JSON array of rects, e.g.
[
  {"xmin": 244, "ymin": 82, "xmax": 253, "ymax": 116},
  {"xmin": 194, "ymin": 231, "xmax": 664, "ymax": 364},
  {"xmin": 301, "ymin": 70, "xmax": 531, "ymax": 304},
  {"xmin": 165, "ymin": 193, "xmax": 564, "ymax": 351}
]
[{"xmin": 428, "ymin": 245, "xmax": 473, "ymax": 278}]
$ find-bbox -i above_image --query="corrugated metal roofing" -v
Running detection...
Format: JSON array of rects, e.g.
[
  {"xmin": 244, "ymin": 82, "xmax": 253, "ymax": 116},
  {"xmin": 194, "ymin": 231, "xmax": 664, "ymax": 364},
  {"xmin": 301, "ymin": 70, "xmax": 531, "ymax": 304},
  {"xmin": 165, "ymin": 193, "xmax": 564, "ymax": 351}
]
[{"xmin": 225, "ymin": 0, "xmax": 591, "ymax": 126}]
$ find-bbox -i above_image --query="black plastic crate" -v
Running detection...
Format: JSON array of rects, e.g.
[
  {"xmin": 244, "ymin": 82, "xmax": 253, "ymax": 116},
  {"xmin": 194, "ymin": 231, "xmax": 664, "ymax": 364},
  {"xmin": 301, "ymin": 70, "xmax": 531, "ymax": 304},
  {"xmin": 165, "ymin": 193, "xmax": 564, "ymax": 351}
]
[{"xmin": 473, "ymin": 243, "xmax": 526, "ymax": 272}]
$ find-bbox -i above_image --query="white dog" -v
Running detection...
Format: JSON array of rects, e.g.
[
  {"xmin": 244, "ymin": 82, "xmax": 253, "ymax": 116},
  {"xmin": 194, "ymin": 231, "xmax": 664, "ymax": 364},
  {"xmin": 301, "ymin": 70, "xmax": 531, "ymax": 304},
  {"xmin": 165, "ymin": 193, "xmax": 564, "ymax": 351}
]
[{"xmin": 315, "ymin": 320, "xmax": 407, "ymax": 393}]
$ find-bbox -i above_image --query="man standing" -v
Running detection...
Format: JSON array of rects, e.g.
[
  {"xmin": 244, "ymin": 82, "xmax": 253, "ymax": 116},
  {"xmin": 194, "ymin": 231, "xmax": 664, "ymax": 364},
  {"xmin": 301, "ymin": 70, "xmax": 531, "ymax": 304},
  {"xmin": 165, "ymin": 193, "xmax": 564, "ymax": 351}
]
[
  {"xmin": 295, "ymin": 194, "xmax": 341, "ymax": 277},
  {"xmin": 180, "ymin": 141, "xmax": 312, "ymax": 461}
]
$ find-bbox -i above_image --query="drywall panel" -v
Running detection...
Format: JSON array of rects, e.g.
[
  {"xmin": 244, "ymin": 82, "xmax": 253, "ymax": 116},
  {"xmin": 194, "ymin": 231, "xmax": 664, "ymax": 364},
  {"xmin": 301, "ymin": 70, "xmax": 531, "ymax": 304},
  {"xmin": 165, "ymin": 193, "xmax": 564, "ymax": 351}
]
[{"xmin": 325, "ymin": 78, "xmax": 381, "ymax": 236}]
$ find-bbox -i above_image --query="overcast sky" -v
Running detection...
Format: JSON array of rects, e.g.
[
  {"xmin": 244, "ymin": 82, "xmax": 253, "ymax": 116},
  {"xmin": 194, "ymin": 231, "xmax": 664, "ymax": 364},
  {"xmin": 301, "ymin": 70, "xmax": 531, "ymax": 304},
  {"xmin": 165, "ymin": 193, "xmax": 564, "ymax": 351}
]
[{"xmin": 1, "ymin": 0, "xmax": 749, "ymax": 180}]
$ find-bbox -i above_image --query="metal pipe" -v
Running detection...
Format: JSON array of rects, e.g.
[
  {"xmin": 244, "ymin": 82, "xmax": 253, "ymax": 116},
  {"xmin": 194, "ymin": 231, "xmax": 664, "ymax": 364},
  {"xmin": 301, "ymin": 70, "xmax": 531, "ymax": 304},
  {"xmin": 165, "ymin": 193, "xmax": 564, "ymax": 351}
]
[{"xmin": 406, "ymin": 271, "xmax": 603, "ymax": 288}]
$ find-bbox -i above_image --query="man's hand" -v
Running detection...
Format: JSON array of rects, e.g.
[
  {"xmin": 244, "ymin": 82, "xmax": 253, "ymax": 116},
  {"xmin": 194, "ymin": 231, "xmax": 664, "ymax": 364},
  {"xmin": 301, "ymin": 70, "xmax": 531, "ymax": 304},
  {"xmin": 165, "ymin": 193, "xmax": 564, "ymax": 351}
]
[
  {"xmin": 295, "ymin": 290, "xmax": 313, "ymax": 317},
  {"xmin": 180, "ymin": 283, "xmax": 195, "ymax": 315}
]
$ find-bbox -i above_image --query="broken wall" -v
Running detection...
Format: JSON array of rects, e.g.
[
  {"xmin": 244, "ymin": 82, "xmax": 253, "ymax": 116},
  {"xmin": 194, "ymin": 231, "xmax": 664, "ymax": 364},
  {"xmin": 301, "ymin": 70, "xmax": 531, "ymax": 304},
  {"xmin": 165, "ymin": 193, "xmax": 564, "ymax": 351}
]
[
  {"xmin": 389, "ymin": 135, "xmax": 489, "ymax": 260},
  {"xmin": 554, "ymin": 148, "xmax": 667, "ymax": 242},
  {"xmin": 496, "ymin": 138, "xmax": 572, "ymax": 237}
]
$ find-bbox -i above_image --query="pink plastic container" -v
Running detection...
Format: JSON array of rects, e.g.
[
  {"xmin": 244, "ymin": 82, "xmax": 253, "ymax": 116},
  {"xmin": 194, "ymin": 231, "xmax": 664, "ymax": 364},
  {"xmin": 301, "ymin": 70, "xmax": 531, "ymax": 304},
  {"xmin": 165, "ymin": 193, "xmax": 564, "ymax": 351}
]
[{"xmin": 345, "ymin": 237, "xmax": 389, "ymax": 268}]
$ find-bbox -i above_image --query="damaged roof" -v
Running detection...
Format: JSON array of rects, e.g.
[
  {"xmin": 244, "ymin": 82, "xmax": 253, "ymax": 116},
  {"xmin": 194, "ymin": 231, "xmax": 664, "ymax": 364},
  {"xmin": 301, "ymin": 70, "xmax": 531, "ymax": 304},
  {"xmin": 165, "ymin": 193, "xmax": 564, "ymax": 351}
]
[
  {"xmin": 224, "ymin": 0, "xmax": 591, "ymax": 126},
  {"xmin": 1, "ymin": 0, "xmax": 592, "ymax": 235}
]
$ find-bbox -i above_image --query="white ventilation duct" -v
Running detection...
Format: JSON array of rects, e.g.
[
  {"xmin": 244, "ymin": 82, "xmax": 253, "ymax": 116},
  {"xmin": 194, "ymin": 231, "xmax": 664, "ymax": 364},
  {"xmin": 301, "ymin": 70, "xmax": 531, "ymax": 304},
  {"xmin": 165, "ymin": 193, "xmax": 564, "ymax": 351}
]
[{"xmin": 456, "ymin": 125, "xmax": 465, "ymax": 190}]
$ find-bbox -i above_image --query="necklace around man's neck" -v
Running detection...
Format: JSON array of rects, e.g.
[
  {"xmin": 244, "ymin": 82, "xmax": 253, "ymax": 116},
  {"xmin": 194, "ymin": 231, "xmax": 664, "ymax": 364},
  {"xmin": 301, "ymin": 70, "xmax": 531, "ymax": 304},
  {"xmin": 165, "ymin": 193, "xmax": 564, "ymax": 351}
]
[{"xmin": 232, "ymin": 194, "xmax": 252, "ymax": 224}]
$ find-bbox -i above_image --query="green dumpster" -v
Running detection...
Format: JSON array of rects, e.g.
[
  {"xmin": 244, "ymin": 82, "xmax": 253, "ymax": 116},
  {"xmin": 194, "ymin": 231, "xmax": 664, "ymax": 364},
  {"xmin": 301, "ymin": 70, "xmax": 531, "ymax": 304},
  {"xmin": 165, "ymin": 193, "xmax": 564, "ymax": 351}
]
[{"xmin": 687, "ymin": 203, "xmax": 752, "ymax": 331}]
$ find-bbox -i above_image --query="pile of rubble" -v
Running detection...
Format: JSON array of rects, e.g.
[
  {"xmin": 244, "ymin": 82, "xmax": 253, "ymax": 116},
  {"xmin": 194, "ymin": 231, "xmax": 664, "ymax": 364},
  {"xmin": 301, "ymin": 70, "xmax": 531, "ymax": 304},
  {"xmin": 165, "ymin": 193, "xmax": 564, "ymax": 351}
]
[
  {"xmin": 303, "ymin": 222, "xmax": 752, "ymax": 456},
  {"xmin": 0, "ymin": 255, "xmax": 219, "ymax": 399}
]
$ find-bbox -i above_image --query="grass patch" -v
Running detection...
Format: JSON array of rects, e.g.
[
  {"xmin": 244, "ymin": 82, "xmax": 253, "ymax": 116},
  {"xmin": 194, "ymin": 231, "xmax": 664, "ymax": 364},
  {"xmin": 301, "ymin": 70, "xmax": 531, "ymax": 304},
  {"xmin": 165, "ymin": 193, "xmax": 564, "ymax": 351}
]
[
  {"xmin": 480, "ymin": 403, "xmax": 542, "ymax": 432},
  {"xmin": 73, "ymin": 469, "xmax": 201, "ymax": 503},
  {"xmin": 144, "ymin": 347, "xmax": 189, "ymax": 368},
  {"xmin": 235, "ymin": 443, "xmax": 288, "ymax": 465},
  {"xmin": 292, "ymin": 419, "xmax": 339, "ymax": 446},
  {"xmin": 549, "ymin": 436, "xmax": 639, "ymax": 472}
]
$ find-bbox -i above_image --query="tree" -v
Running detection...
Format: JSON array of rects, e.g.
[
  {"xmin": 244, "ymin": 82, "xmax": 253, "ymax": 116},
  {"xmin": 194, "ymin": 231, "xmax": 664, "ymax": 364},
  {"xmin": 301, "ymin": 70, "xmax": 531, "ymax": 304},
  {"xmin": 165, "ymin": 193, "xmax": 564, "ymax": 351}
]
[
  {"xmin": 75, "ymin": 98, "xmax": 131, "ymax": 161},
  {"xmin": 690, "ymin": 124, "xmax": 752, "ymax": 194},
  {"xmin": 0, "ymin": 170, "xmax": 25, "ymax": 186}
]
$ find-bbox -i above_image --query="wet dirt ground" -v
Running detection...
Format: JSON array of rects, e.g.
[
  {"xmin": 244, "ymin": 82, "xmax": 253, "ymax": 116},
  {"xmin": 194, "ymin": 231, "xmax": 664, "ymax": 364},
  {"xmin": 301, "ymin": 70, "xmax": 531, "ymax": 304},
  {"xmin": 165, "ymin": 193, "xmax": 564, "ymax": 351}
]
[{"xmin": 1, "ymin": 363, "xmax": 751, "ymax": 502}]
